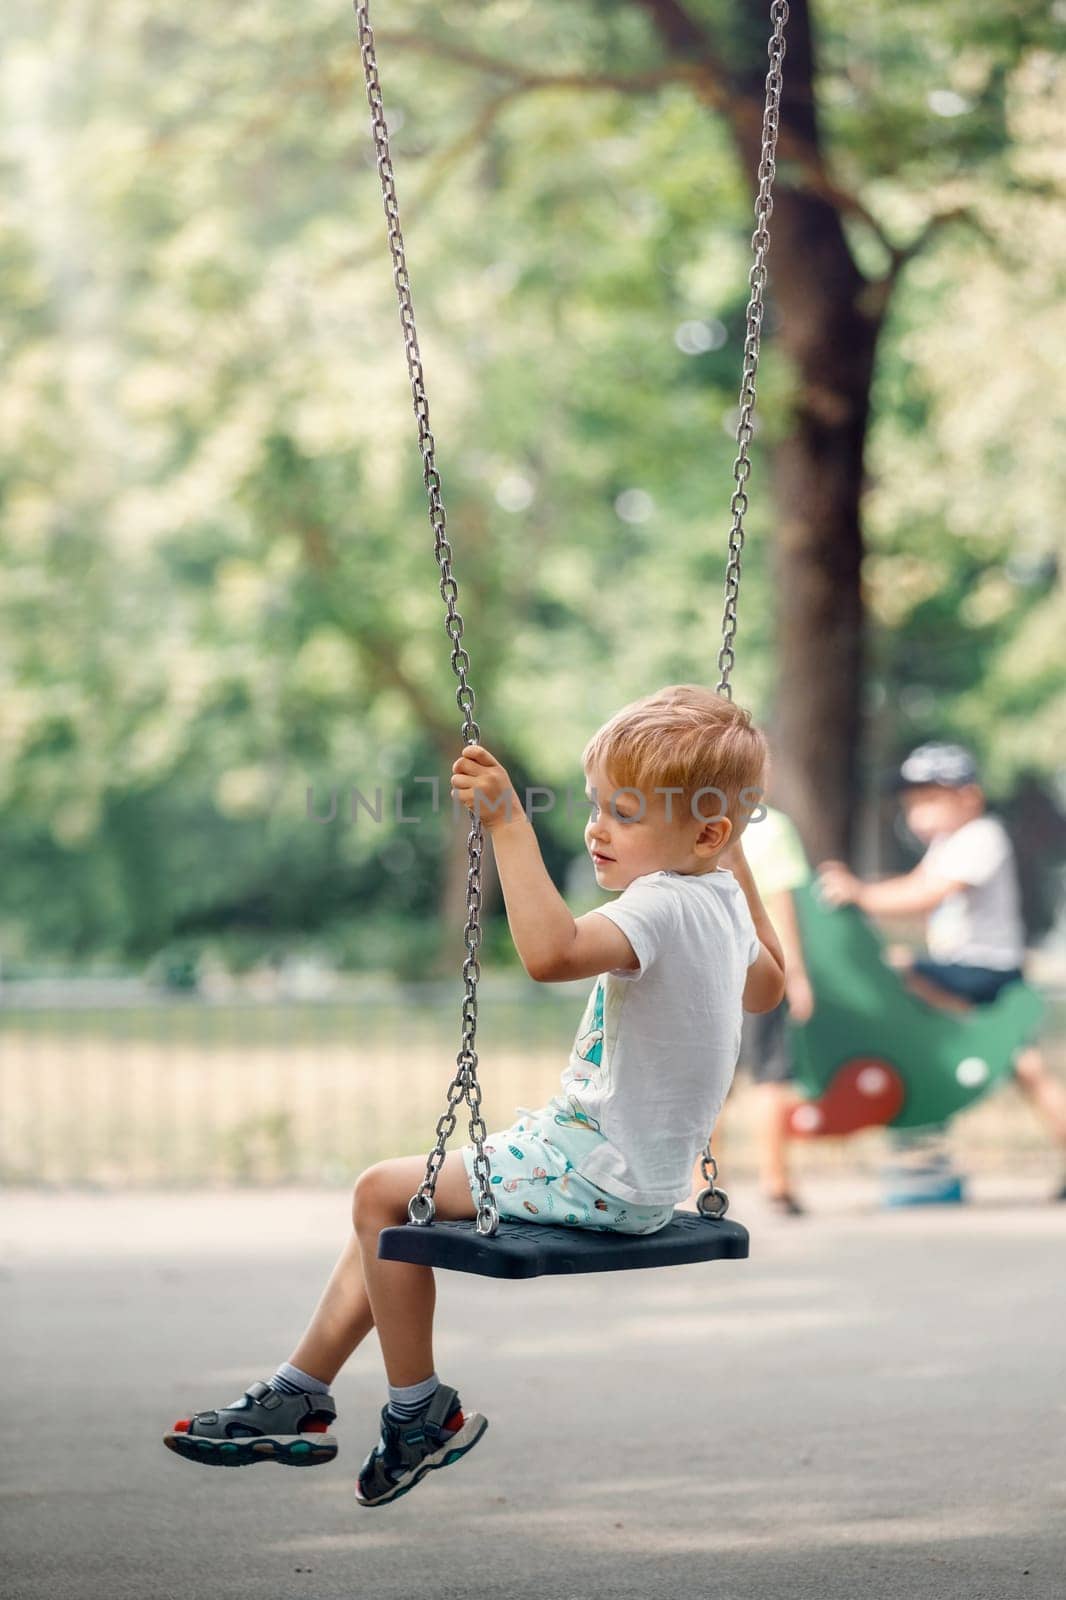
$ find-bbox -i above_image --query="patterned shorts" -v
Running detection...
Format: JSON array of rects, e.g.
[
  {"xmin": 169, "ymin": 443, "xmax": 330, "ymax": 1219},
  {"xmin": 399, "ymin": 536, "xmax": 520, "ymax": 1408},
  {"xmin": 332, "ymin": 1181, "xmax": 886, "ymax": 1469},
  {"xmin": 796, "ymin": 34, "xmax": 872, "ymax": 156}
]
[{"xmin": 459, "ymin": 1097, "xmax": 675, "ymax": 1236}]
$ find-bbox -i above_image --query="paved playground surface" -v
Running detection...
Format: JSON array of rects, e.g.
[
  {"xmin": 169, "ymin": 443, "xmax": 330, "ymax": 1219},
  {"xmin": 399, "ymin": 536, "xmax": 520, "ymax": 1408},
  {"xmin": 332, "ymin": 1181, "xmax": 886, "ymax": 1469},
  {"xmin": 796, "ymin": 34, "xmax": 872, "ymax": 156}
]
[{"xmin": 3, "ymin": 1177, "xmax": 1064, "ymax": 1600}]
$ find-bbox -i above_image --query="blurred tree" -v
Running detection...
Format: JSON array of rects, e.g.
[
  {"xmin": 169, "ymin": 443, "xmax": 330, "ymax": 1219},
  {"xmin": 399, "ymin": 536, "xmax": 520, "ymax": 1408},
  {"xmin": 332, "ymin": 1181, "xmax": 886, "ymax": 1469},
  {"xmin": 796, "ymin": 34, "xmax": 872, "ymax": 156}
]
[
  {"xmin": 370, "ymin": 0, "xmax": 1063, "ymax": 860},
  {"xmin": 0, "ymin": 0, "xmax": 1061, "ymax": 969}
]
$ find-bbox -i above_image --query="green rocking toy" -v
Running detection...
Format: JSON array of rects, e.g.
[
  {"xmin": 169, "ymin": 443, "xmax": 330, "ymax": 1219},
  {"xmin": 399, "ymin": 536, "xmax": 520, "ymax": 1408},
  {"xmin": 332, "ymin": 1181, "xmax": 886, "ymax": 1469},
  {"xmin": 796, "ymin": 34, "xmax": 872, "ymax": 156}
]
[{"xmin": 784, "ymin": 882, "xmax": 1044, "ymax": 1138}]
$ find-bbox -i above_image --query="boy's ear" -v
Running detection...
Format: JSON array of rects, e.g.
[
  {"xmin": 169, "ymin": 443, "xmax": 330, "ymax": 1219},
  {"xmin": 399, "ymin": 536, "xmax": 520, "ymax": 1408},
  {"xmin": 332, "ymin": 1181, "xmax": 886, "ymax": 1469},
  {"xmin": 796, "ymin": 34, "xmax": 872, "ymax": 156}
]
[{"xmin": 698, "ymin": 815, "xmax": 732, "ymax": 853}]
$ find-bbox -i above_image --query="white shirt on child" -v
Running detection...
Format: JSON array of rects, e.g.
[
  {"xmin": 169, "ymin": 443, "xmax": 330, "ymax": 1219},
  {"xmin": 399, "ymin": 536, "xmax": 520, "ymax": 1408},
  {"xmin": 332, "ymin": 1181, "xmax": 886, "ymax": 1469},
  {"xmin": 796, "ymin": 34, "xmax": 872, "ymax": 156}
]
[
  {"xmin": 556, "ymin": 867, "xmax": 761, "ymax": 1207},
  {"xmin": 920, "ymin": 814, "xmax": 1025, "ymax": 970}
]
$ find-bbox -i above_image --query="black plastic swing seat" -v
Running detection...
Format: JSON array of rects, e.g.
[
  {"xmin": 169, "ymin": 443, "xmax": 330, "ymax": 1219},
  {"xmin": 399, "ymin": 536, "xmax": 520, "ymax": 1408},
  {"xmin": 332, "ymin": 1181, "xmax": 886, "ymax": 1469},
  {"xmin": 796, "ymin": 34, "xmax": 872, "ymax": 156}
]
[{"xmin": 377, "ymin": 1211, "xmax": 749, "ymax": 1279}]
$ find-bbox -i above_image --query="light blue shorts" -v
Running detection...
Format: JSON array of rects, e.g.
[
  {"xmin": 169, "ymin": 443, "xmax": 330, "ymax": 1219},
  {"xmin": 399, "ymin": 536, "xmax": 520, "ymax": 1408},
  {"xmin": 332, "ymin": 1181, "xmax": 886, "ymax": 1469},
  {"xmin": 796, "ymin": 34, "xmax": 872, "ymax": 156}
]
[{"xmin": 459, "ymin": 1096, "xmax": 674, "ymax": 1236}]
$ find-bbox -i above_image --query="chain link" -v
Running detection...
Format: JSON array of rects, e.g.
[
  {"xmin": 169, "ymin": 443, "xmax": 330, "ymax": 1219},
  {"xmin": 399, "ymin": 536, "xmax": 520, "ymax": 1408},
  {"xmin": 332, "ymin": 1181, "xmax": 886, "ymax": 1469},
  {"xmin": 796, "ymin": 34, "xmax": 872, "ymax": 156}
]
[
  {"xmin": 702, "ymin": 0, "xmax": 788, "ymax": 1220},
  {"xmin": 355, "ymin": 0, "xmax": 788, "ymax": 1237},
  {"xmin": 354, "ymin": 0, "xmax": 498, "ymax": 1236},
  {"xmin": 715, "ymin": 0, "xmax": 789, "ymax": 704}
]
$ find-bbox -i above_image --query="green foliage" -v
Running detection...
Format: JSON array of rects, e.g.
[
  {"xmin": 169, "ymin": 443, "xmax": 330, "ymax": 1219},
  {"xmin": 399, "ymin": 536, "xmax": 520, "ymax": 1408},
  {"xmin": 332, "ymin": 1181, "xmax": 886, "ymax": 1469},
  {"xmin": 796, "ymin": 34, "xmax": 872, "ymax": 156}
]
[{"xmin": 0, "ymin": 1, "xmax": 1061, "ymax": 970}]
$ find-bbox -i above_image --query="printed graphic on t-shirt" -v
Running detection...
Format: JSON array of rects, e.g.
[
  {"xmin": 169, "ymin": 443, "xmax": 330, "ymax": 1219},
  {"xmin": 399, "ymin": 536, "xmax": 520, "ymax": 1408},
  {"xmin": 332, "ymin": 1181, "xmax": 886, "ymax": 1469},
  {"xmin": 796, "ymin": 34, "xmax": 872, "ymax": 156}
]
[
  {"xmin": 548, "ymin": 870, "xmax": 756, "ymax": 1206},
  {"xmin": 562, "ymin": 975, "xmax": 614, "ymax": 1132},
  {"xmin": 573, "ymin": 978, "xmax": 604, "ymax": 1073}
]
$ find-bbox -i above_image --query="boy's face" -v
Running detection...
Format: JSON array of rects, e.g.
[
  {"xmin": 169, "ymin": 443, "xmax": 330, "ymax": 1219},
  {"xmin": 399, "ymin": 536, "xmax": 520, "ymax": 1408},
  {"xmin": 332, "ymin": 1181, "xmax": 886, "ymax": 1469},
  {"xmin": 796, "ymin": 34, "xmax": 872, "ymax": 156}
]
[
  {"xmin": 583, "ymin": 761, "xmax": 729, "ymax": 888},
  {"xmin": 899, "ymin": 782, "xmax": 983, "ymax": 843}
]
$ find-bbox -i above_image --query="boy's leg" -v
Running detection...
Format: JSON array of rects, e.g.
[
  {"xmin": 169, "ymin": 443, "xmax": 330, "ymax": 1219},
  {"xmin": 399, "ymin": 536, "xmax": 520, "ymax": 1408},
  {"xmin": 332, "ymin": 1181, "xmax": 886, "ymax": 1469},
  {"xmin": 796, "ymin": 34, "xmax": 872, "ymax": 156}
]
[
  {"xmin": 756, "ymin": 1081, "xmax": 803, "ymax": 1204},
  {"xmin": 164, "ymin": 1152, "xmax": 477, "ymax": 1470},
  {"xmin": 286, "ymin": 1230, "xmax": 376, "ymax": 1387},
  {"xmin": 748, "ymin": 1003, "xmax": 803, "ymax": 1208},
  {"xmin": 901, "ymin": 960, "xmax": 1066, "ymax": 1194},
  {"xmin": 286, "ymin": 1151, "xmax": 478, "ymax": 1387},
  {"xmin": 1013, "ymin": 1045, "xmax": 1066, "ymax": 1147},
  {"xmin": 352, "ymin": 1151, "xmax": 476, "ymax": 1385},
  {"xmin": 165, "ymin": 1224, "xmax": 365, "ymax": 1466},
  {"xmin": 350, "ymin": 1151, "xmax": 489, "ymax": 1507},
  {"xmin": 902, "ymin": 968, "xmax": 973, "ymax": 1014}
]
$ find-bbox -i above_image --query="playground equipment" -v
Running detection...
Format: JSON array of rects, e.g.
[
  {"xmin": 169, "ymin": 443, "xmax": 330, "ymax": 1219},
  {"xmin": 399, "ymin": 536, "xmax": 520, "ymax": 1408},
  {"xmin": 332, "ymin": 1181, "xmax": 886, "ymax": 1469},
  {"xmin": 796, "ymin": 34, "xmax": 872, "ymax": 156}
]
[{"xmin": 784, "ymin": 882, "xmax": 1043, "ymax": 1199}]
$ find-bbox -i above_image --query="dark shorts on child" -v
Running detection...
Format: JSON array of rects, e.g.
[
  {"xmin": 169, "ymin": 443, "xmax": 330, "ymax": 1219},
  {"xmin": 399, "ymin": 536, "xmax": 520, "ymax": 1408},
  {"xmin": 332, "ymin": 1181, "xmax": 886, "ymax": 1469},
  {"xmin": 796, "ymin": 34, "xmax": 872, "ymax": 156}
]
[{"xmin": 911, "ymin": 958, "xmax": 1025, "ymax": 1005}]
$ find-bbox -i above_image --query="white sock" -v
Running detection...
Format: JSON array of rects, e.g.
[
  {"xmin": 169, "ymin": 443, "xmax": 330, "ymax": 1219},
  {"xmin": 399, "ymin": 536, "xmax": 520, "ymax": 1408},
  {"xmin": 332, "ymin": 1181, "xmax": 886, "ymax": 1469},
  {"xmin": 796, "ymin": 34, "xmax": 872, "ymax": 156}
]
[
  {"xmin": 269, "ymin": 1361, "xmax": 331, "ymax": 1397},
  {"xmin": 386, "ymin": 1372, "xmax": 440, "ymax": 1419}
]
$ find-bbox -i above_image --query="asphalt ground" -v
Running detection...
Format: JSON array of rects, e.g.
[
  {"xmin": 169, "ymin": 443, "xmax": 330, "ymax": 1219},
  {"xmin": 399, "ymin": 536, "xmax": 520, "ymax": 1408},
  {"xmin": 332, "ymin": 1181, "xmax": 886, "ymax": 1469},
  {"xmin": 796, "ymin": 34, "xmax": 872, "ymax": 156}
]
[{"xmin": 3, "ymin": 1178, "xmax": 1064, "ymax": 1600}]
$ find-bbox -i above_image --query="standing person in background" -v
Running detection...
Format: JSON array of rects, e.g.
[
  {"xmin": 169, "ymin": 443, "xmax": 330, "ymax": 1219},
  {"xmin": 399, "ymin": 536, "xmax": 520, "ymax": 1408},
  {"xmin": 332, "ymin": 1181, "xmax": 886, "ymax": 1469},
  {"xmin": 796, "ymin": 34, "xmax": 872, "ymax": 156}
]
[
  {"xmin": 694, "ymin": 798, "xmax": 815, "ymax": 1216},
  {"xmin": 819, "ymin": 742, "xmax": 1066, "ymax": 1203}
]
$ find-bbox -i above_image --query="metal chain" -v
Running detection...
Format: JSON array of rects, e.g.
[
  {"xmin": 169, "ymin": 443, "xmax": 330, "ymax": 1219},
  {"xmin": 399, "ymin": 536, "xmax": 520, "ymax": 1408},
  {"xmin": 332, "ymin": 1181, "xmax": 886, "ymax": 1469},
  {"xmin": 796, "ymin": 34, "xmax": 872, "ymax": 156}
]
[
  {"xmin": 354, "ymin": 0, "xmax": 499, "ymax": 1237},
  {"xmin": 355, "ymin": 0, "xmax": 787, "ymax": 1234},
  {"xmin": 715, "ymin": 0, "xmax": 789, "ymax": 703},
  {"xmin": 700, "ymin": 0, "xmax": 788, "ymax": 1222}
]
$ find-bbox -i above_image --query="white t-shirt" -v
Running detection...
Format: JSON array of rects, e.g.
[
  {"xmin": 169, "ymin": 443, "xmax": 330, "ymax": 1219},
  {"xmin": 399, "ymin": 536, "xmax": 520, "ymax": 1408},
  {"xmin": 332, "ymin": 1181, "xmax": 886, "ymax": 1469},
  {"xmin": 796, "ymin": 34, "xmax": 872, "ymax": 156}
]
[
  {"xmin": 556, "ymin": 868, "xmax": 761, "ymax": 1207},
  {"xmin": 920, "ymin": 815, "xmax": 1024, "ymax": 970}
]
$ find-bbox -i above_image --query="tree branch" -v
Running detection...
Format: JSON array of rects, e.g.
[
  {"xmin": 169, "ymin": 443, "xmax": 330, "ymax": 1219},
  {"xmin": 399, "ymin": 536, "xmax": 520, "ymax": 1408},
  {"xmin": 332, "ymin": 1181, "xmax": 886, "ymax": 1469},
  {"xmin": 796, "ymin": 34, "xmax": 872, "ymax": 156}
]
[
  {"xmin": 367, "ymin": 20, "xmax": 889, "ymax": 261},
  {"xmin": 362, "ymin": 11, "xmax": 903, "ymax": 309},
  {"xmin": 624, "ymin": 1, "xmax": 891, "ymax": 289},
  {"xmin": 374, "ymin": 28, "xmax": 717, "ymax": 102},
  {"xmin": 344, "ymin": 85, "xmax": 528, "ymax": 272},
  {"xmin": 772, "ymin": 162, "xmax": 894, "ymax": 267},
  {"xmin": 358, "ymin": 624, "xmax": 463, "ymax": 760},
  {"xmin": 880, "ymin": 207, "xmax": 997, "ymax": 295},
  {"xmin": 626, "ymin": 0, "xmax": 734, "ymax": 84}
]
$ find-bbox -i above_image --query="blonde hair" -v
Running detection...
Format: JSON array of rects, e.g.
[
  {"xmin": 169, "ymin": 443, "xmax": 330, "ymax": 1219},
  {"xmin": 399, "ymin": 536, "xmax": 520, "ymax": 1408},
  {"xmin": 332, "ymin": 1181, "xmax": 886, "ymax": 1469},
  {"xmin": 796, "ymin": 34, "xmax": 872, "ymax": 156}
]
[{"xmin": 581, "ymin": 684, "xmax": 767, "ymax": 834}]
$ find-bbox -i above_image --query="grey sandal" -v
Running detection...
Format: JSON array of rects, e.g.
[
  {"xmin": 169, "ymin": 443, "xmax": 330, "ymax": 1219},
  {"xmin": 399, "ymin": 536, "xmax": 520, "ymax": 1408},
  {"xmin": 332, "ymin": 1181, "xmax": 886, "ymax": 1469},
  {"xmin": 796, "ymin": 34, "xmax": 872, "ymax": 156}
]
[
  {"xmin": 164, "ymin": 1378, "xmax": 338, "ymax": 1468},
  {"xmin": 355, "ymin": 1383, "xmax": 487, "ymax": 1507}
]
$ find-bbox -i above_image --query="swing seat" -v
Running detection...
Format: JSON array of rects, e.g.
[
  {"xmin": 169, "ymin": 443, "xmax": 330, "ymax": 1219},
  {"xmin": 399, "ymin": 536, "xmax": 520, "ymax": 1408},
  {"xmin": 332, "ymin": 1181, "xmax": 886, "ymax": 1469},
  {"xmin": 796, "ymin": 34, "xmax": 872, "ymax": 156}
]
[
  {"xmin": 786, "ymin": 882, "xmax": 1044, "ymax": 1135},
  {"xmin": 378, "ymin": 1211, "xmax": 749, "ymax": 1280}
]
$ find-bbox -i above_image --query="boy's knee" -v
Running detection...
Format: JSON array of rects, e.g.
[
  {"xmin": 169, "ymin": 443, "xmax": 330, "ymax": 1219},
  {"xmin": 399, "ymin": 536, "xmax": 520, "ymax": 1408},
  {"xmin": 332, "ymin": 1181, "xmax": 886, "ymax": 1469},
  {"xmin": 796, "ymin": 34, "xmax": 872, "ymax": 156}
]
[
  {"xmin": 352, "ymin": 1163, "xmax": 393, "ymax": 1229},
  {"xmin": 350, "ymin": 1164, "xmax": 379, "ymax": 1222}
]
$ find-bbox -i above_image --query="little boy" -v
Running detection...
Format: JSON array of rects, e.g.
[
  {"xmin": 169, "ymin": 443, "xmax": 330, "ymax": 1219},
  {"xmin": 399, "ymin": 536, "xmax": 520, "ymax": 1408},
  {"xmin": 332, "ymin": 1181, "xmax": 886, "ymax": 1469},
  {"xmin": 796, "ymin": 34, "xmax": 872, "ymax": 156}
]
[
  {"xmin": 819, "ymin": 741, "xmax": 1066, "ymax": 1201},
  {"xmin": 163, "ymin": 685, "xmax": 785, "ymax": 1504}
]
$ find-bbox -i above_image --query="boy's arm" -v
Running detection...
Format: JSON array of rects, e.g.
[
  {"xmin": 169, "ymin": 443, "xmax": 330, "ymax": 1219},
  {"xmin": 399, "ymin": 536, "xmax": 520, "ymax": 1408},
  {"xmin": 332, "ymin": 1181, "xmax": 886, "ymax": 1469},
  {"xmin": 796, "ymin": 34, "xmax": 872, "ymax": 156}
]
[
  {"xmin": 818, "ymin": 861, "xmax": 966, "ymax": 917},
  {"xmin": 723, "ymin": 839, "xmax": 786, "ymax": 1013},
  {"xmin": 492, "ymin": 809, "xmax": 639, "ymax": 982},
  {"xmin": 450, "ymin": 743, "xmax": 637, "ymax": 982}
]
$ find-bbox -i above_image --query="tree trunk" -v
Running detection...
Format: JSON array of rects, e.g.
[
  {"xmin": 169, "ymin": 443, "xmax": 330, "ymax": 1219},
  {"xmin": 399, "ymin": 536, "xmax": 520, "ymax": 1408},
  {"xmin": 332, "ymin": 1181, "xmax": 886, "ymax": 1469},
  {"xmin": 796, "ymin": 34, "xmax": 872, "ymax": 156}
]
[
  {"xmin": 639, "ymin": 0, "xmax": 878, "ymax": 861},
  {"xmin": 739, "ymin": 0, "xmax": 879, "ymax": 863},
  {"xmin": 766, "ymin": 313, "xmax": 877, "ymax": 864}
]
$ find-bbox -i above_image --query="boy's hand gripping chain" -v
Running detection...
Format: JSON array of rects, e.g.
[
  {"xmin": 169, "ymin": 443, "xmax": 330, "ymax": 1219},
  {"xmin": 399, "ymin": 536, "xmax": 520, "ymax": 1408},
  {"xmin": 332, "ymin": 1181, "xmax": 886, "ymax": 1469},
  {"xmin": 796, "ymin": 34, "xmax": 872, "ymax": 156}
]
[{"xmin": 354, "ymin": 0, "xmax": 788, "ymax": 1235}]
